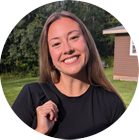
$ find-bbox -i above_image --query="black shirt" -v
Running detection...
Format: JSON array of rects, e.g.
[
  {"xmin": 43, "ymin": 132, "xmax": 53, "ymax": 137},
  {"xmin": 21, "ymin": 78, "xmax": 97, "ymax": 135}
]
[{"xmin": 12, "ymin": 81, "xmax": 125, "ymax": 139}]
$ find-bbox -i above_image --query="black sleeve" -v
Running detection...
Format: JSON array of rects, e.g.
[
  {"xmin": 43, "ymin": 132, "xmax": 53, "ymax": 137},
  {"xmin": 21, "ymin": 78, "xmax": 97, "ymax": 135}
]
[
  {"xmin": 12, "ymin": 84, "xmax": 36, "ymax": 127},
  {"xmin": 95, "ymin": 87, "xmax": 125, "ymax": 126},
  {"xmin": 108, "ymin": 93, "xmax": 125, "ymax": 125}
]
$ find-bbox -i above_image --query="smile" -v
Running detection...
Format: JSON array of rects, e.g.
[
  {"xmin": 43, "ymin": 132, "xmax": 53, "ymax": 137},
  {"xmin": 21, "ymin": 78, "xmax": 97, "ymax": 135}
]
[{"xmin": 63, "ymin": 55, "xmax": 80, "ymax": 64}]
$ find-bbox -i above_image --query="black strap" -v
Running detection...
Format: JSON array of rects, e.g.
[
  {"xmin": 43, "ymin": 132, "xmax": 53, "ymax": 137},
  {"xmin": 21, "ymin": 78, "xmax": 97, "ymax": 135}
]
[{"xmin": 37, "ymin": 82, "xmax": 59, "ymax": 106}]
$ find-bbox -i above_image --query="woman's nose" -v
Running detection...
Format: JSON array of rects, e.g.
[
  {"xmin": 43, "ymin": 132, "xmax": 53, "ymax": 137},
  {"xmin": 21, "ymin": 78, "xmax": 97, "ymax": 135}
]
[{"xmin": 63, "ymin": 41, "xmax": 74, "ymax": 54}]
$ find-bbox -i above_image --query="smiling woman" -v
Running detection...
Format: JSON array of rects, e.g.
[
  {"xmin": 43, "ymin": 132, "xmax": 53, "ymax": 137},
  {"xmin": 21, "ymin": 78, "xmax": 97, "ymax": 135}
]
[
  {"xmin": 48, "ymin": 17, "xmax": 89, "ymax": 79},
  {"xmin": 12, "ymin": 11, "xmax": 126, "ymax": 139}
]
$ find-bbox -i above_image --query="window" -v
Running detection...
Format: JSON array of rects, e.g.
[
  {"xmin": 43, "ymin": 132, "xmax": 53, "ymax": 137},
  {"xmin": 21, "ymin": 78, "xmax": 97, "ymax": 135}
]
[{"xmin": 130, "ymin": 38, "xmax": 137, "ymax": 56}]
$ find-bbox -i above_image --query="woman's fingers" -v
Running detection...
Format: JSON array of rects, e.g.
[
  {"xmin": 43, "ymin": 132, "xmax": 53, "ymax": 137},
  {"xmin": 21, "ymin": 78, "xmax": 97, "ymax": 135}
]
[
  {"xmin": 36, "ymin": 100, "xmax": 58, "ymax": 121},
  {"xmin": 35, "ymin": 100, "xmax": 59, "ymax": 134},
  {"xmin": 41, "ymin": 100, "xmax": 58, "ymax": 120},
  {"xmin": 43, "ymin": 100, "xmax": 59, "ymax": 112},
  {"xmin": 49, "ymin": 109, "xmax": 56, "ymax": 121}
]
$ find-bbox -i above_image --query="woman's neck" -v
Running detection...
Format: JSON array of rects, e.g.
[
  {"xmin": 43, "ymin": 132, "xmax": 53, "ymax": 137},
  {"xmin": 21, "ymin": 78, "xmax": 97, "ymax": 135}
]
[{"xmin": 55, "ymin": 72, "xmax": 90, "ymax": 97}]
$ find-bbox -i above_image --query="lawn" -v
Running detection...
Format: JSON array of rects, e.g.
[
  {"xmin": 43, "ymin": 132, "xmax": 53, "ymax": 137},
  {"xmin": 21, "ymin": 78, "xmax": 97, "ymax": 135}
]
[
  {"xmin": 1, "ymin": 67, "xmax": 137, "ymax": 108},
  {"xmin": 1, "ymin": 77, "xmax": 39, "ymax": 107},
  {"xmin": 104, "ymin": 67, "xmax": 137, "ymax": 108}
]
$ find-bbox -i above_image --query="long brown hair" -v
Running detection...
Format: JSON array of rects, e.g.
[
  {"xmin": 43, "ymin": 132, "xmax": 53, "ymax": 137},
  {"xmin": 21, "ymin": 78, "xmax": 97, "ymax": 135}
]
[{"xmin": 39, "ymin": 11, "xmax": 126, "ymax": 109}]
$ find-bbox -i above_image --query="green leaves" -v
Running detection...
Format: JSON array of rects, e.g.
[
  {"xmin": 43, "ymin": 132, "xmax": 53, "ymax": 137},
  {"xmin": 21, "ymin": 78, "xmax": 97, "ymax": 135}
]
[{"xmin": 1, "ymin": 1, "xmax": 121, "ymax": 76}]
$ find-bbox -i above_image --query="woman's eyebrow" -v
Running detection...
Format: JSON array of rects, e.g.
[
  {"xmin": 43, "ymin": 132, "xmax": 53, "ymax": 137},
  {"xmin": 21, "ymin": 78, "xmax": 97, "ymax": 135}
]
[
  {"xmin": 49, "ymin": 37, "xmax": 59, "ymax": 44},
  {"xmin": 67, "ymin": 30, "xmax": 80, "ymax": 35}
]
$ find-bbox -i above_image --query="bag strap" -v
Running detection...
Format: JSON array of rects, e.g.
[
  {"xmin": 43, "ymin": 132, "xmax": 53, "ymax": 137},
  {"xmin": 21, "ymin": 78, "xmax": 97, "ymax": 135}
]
[{"xmin": 37, "ymin": 82, "xmax": 59, "ymax": 106}]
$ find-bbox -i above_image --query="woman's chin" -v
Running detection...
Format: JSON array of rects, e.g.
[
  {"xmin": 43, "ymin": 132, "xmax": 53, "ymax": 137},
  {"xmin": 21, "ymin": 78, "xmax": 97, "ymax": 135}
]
[{"xmin": 61, "ymin": 67, "xmax": 86, "ymax": 77}]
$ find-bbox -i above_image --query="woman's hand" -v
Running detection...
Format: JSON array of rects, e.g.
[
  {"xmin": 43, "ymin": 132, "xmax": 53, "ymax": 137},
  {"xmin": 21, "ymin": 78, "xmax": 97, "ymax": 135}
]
[{"xmin": 35, "ymin": 100, "xmax": 59, "ymax": 135}]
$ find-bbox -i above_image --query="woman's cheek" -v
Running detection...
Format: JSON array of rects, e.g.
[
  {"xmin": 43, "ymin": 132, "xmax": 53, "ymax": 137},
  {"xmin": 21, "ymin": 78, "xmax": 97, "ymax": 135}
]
[
  {"xmin": 76, "ymin": 40, "xmax": 88, "ymax": 52},
  {"xmin": 50, "ymin": 49, "xmax": 61, "ymax": 64}
]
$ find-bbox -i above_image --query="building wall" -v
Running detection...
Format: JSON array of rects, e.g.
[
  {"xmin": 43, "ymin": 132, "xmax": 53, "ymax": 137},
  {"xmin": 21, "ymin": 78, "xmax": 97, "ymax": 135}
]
[{"xmin": 113, "ymin": 34, "xmax": 138, "ymax": 81}]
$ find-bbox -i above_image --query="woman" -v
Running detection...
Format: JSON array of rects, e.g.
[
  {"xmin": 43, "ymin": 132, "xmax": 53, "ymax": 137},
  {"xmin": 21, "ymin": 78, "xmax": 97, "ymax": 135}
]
[{"xmin": 12, "ymin": 11, "xmax": 126, "ymax": 139}]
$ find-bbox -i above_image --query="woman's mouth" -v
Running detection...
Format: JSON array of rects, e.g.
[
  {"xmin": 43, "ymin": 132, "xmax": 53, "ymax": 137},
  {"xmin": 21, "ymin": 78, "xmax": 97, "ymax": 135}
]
[{"xmin": 63, "ymin": 55, "xmax": 80, "ymax": 64}]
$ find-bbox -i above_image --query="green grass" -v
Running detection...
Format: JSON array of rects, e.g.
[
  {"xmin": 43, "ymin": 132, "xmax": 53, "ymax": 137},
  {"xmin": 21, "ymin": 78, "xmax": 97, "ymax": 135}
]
[
  {"xmin": 1, "ymin": 67, "xmax": 137, "ymax": 108},
  {"xmin": 104, "ymin": 67, "xmax": 137, "ymax": 108},
  {"xmin": 1, "ymin": 77, "xmax": 38, "ymax": 107}
]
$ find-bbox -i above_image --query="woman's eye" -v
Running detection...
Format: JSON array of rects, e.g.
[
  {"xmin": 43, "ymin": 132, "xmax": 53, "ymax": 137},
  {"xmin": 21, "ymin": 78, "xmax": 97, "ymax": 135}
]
[
  {"xmin": 52, "ymin": 43, "xmax": 60, "ymax": 47},
  {"xmin": 71, "ymin": 36, "xmax": 79, "ymax": 40}
]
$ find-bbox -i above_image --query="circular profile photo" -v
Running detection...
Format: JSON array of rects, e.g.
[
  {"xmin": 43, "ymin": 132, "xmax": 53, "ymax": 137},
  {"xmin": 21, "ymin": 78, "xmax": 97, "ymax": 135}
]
[{"xmin": 0, "ymin": 0, "xmax": 138, "ymax": 140}]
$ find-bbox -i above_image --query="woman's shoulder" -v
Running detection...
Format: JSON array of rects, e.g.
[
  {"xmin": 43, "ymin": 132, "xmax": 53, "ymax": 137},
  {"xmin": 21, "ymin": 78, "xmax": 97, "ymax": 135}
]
[
  {"xmin": 92, "ymin": 85, "xmax": 125, "ymax": 124},
  {"xmin": 22, "ymin": 82, "xmax": 42, "ymax": 95},
  {"xmin": 18, "ymin": 82, "xmax": 48, "ymax": 102},
  {"xmin": 92, "ymin": 85, "xmax": 118, "ymax": 99},
  {"xmin": 13, "ymin": 82, "xmax": 50, "ymax": 109},
  {"xmin": 23, "ymin": 82, "xmax": 50, "ymax": 93},
  {"xmin": 24, "ymin": 82, "xmax": 40, "ymax": 88},
  {"xmin": 92, "ymin": 85, "xmax": 125, "ymax": 109}
]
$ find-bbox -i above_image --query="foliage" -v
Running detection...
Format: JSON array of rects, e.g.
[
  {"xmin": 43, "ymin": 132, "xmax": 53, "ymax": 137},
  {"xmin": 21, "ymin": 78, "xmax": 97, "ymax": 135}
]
[
  {"xmin": 1, "ymin": 66, "xmax": 39, "ymax": 80},
  {"xmin": 101, "ymin": 56, "xmax": 114, "ymax": 67},
  {"xmin": 0, "ymin": 0, "xmax": 122, "ymax": 76}
]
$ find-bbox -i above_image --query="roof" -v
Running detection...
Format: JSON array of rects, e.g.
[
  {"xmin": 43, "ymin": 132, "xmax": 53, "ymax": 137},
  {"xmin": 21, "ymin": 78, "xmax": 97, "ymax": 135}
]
[{"xmin": 103, "ymin": 25, "xmax": 127, "ymax": 34}]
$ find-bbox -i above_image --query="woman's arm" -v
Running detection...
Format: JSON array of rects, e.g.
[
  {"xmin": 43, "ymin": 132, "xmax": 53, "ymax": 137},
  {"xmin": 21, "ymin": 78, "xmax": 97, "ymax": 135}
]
[
  {"xmin": 12, "ymin": 84, "xmax": 58, "ymax": 134},
  {"xmin": 12, "ymin": 84, "xmax": 35, "ymax": 126}
]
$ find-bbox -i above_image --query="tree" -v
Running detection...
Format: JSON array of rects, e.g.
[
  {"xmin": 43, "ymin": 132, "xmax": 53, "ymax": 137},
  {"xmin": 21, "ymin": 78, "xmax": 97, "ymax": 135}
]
[{"xmin": 0, "ymin": 1, "xmax": 122, "ymax": 76}]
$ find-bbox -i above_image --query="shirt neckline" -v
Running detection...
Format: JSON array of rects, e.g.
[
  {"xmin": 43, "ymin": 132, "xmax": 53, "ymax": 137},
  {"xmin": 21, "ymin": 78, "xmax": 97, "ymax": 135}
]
[{"xmin": 48, "ymin": 81, "xmax": 93, "ymax": 102}]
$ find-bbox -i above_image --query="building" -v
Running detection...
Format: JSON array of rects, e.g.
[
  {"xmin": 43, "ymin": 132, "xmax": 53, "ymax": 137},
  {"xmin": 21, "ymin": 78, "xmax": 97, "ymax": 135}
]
[{"xmin": 103, "ymin": 26, "xmax": 138, "ymax": 81}]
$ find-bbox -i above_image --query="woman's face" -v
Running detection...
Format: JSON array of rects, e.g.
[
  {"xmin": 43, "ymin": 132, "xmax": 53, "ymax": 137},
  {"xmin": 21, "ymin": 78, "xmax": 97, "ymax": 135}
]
[{"xmin": 48, "ymin": 17, "xmax": 89, "ymax": 77}]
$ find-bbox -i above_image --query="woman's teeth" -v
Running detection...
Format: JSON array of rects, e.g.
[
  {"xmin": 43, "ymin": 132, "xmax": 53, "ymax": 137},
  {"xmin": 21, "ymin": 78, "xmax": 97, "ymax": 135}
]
[{"xmin": 64, "ymin": 56, "xmax": 78, "ymax": 63}]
